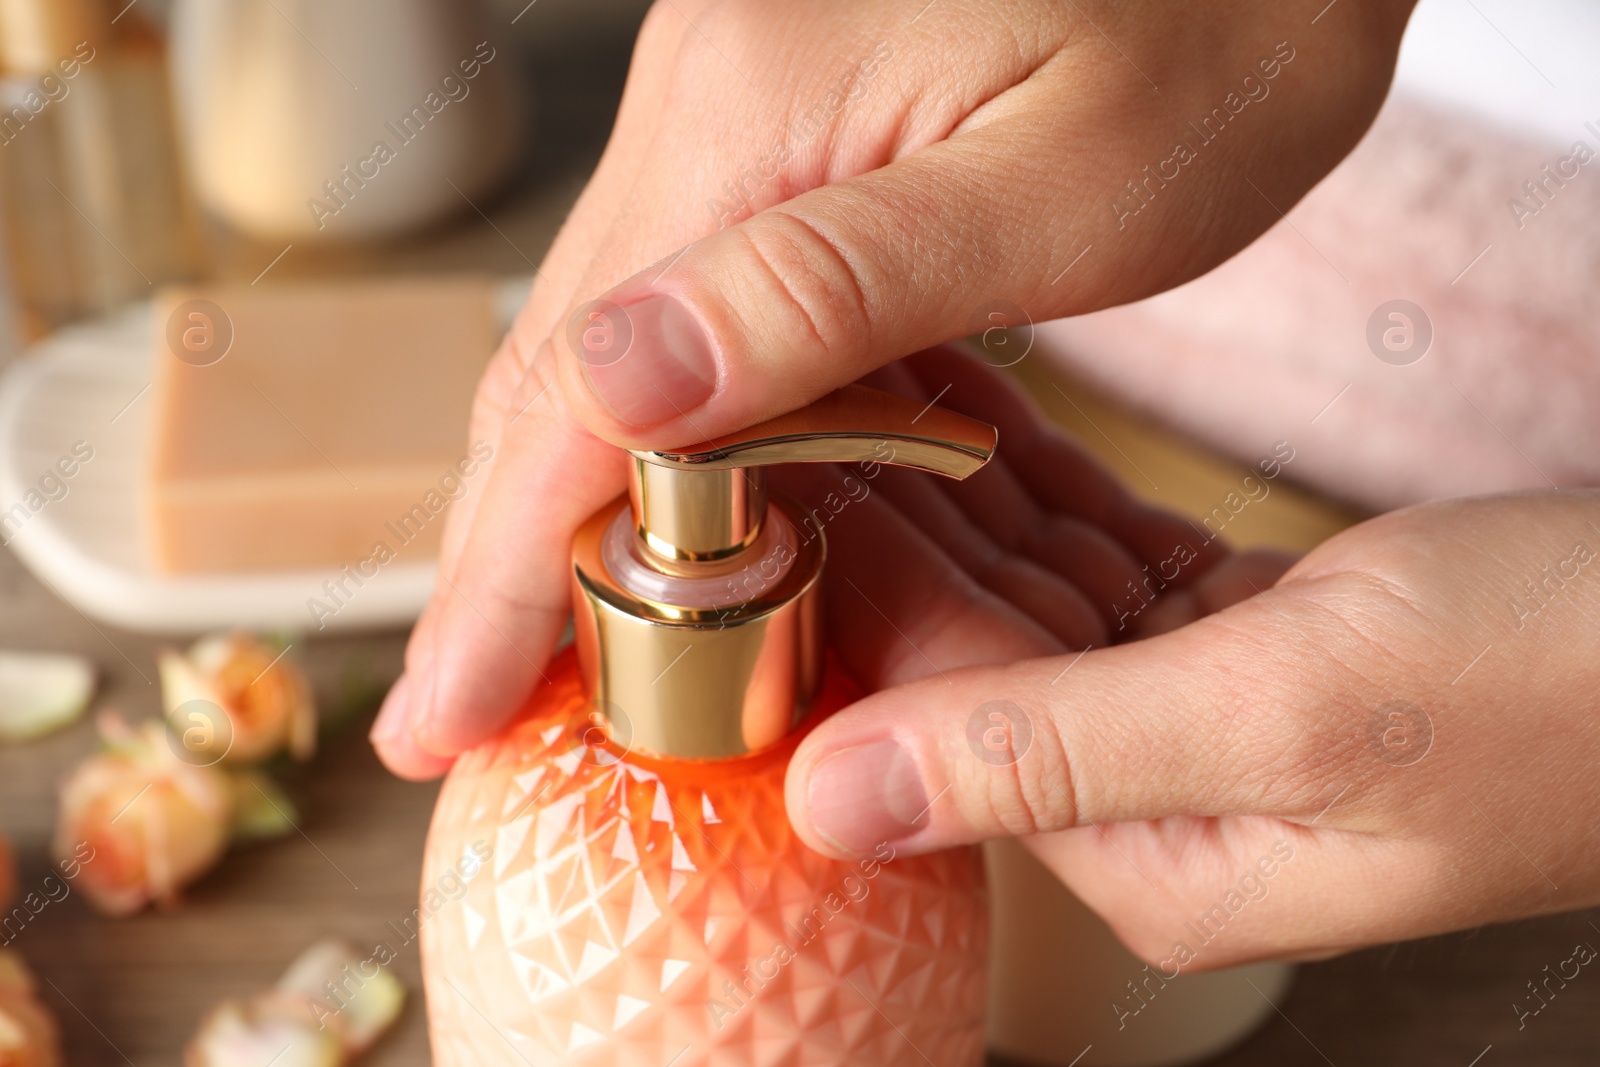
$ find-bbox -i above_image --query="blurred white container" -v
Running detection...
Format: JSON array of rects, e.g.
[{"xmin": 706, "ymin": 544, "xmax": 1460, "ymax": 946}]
[
  {"xmin": 987, "ymin": 839, "xmax": 1293, "ymax": 1066},
  {"xmin": 168, "ymin": 0, "xmax": 523, "ymax": 240}
]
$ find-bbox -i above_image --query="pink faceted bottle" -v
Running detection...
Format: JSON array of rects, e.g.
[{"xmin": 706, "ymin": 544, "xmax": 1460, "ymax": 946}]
[{"xmin": 421, "ymin": 386, "xmax": 997, "ymax": 1065}]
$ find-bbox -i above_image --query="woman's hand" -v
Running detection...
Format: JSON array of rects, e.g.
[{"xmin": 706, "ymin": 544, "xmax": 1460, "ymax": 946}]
[
  {"xmin": 371, "ymin": 0, "xmax": 1417, "ymax": 777},
  {"xmin": 786, "ymin": 481, "xmax": 1600, "ymax": 967},
  {"xmin": 781, "ymin": 346, "xmax": 1299, "ymax": 678}
]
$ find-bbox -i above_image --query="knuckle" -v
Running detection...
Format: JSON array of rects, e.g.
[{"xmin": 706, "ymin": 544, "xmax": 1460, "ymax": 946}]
[
  {"xmin": 733, "ymin": 210, "xmax": 874, "ymax": 362},
  {"xmin": 960, "ymin": 752, "xmax": 1047, "ymax": 838},
  {"xmin": 1025, "ymin": 696, "xmax": 1084, "ymax": 827},
  {"xmin": 954, "ymin": 684, "xmax": 1077, "ymax": 838}
]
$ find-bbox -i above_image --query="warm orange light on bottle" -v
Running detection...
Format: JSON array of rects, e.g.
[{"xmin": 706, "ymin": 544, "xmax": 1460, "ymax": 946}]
[{"xmin": 421, "ymin": 649, "xmax": 987, "ymax": 1066}]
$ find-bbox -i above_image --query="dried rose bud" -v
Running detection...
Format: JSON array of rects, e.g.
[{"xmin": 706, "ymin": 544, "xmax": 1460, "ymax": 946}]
[
  {"xmin": 54, "ymin": 714, "xmax": 233, "ymax": 916},
  {"xmin": 186, "ymin": 941, "xmax": 404, "ymax": 1067},
  {"xmin": 160, "ymin": 635, "xmax": 316, "ymax": 765},
  {"xmin": 0, "ymin": 951, "xmax": 61, "ymax": 1067}
]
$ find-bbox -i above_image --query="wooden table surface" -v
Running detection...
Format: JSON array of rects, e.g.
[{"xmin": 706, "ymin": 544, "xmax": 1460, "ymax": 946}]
[{"xmin": 2, "ymin": 4, "xmax": 1596, "ymax": 1064}]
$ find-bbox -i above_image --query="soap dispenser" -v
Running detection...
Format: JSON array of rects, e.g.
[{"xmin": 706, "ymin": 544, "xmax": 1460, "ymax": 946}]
[{"xmin": 420, "ymin": 386, "xmax": 995, "ymax": 1066}]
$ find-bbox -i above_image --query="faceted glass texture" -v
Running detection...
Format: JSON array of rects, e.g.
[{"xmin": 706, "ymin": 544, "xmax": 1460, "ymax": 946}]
[{"xmin": 422, "ymin": 650, "xmax": 987, "ymax": 1066}]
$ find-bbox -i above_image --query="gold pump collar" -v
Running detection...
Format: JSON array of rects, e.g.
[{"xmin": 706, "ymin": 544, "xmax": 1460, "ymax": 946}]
[{"xmin": 576, "ymin": 384, "xmax": 998, "ymax": 760}]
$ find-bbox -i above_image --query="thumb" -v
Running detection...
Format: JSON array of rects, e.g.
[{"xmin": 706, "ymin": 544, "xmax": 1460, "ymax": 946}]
[
  {"xmin": 785, "ymin": 573, "xmax": 1395, "ymax": 857},
  {"xmin": 552, "ymin": 20, "xmax": 1397, "ymax": 448},
  {"xmin": 553, "ymin": 117, "xmax": 1272, "ymax": 446}
]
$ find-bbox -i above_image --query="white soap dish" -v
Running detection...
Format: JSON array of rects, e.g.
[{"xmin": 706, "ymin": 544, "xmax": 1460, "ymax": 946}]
[{"xmin": 0, "ymin": 279, "xmax": 529, "ymax": 636}]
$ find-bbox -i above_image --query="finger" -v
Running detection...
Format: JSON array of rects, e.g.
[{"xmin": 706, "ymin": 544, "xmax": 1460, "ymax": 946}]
[
  {"xmin": 773, "ymin": 463, "xmax": 1062, "ymax": 690},
  {"xmin": 901, "ymin": 345, "xmax": 1228, "ymax": 585},
  {"xmin": 1132, "ymin": 548, "xmax": 1299, "ymax": 638},
  {"xmin": 509, "ymin": 0, "xmax": 707, "ymax": 343},
  {"xmin": 784, "ymin": 573, "xmax": 1395, "ymax": 858},
  {"xmin": 436, "ymin": 330, "xmax": 541, "ymax": 570},
  {"xmin": 432, "ymin": 4, "xmax": 698, "ymax": 571},
  {"xmin": 370, "ymin": 675, "xmax": 455, "ymax": 781},
  {"xmin": 868, "ymin": 466, "xmax": 1108, "ymax": 649},
  {"xmin": 553, "ymin": 17, "xmax": 1396, "ymax": 447},
  {"xmin": 898, "ymin": 346, "xmax": 1223, "ymax": 631},
  {"xmin": 903, "ymin": 346, "xmax": 1133, "ymax": 527},
  {"xmin": 409, "ymin": 342, "xmax": 628, "ymax": 757},
  {"xmin": 900, "ymin": 451, "xmax": 1148, "ymax": 637},
  {"xmin": 393, "ymin": 0, "xmax": 766, "ymax": 763},
  {"xmin": 846, "ymin": 355, "xmax": 1112, "ymax": 645}
]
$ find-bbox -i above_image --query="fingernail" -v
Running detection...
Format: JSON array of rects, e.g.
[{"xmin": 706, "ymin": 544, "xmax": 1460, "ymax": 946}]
[
  {"xmin": 580, "ymin": 293, "xmax": 716, "ymax": 427},
  {"xmin": 806, "ymin": 739, "xmax": 929, "ymax": 854},
  {"xmin": 369, "ymin": 675, "xmax": 411, "ymax": 746}
]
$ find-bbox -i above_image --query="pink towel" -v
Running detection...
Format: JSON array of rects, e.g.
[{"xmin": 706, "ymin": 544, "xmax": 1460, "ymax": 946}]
[{"xmin": 1038, "ymin": 95, "xmax": 1600, "ymax": 512}]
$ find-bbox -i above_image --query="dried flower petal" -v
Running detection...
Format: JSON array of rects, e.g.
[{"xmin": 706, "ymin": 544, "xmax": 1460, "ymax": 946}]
[
  {"xmin": 184, "ymin": 994, "xmax": 342, "ymax": 1067},
  {"xmin": 0, "ymin": 652, "xmax": 92, "ymax": 743},
  {"xmin": 276, "ymin": 941, "xmax": 404, "ymax": 1054},
  {"xmin": 187, "ymin": 941, "xmax": 403, "ymax": 1067}
]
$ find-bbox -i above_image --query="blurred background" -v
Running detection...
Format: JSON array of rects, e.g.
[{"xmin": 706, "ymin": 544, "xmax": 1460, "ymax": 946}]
[
  {"xmin": 0, "ymin": 0, "xmax": 1595, "ymax": 1064},
  {"xmin": 0, "ymin": 0, "xmax": 645, "ymax": 350}
]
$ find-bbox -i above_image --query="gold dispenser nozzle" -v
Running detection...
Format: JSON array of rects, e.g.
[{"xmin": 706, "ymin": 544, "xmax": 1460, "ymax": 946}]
[{"xmin": 571, "ymin": 385, "xmax": 997, "ymax": 759}]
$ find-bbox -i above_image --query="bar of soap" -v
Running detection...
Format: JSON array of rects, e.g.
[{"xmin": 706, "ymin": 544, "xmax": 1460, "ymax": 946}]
[{"xmin": 146, "ymin": 276, "xmax": 498, "ymax": 573}]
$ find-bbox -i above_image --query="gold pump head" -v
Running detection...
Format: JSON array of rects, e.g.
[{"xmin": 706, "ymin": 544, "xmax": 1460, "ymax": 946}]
[{"xmin": 571, "ymin": 385, "xmax": 996, "ymax": 760}]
